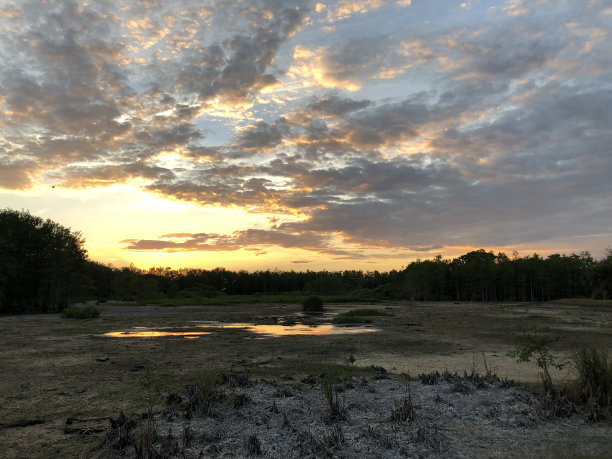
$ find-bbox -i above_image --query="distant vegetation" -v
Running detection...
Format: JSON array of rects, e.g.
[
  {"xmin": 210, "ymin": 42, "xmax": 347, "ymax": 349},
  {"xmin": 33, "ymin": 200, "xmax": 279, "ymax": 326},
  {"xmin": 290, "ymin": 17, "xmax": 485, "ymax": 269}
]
[
  {"xmin": 302, "ymin": 295, "xmax": 324, "ymax": 312},
  {"xmin": 0, "ymin": 209, "xmax": 89, "ymax": 314},
  {"xmin": 1, "ymin": 208, "xmax": 612, "ymax": 314},
  {"xmin": 62, "ymin": 305, "xmax": 101, "ymax": 319}
]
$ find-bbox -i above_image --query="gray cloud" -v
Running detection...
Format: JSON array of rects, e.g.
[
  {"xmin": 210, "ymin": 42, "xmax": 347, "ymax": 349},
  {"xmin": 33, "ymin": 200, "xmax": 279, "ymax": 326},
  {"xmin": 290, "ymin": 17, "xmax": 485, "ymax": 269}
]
[
  {"xmin": 307, "ymin": 94, "xmax": 372, "ymax": 116},
  {"xmin": 171, "ymin": 1, "xmax": 310, "ymax": 103},
  {"xmin": 1, "ymin": 0, "xmax": 610, "ymax": 262}
]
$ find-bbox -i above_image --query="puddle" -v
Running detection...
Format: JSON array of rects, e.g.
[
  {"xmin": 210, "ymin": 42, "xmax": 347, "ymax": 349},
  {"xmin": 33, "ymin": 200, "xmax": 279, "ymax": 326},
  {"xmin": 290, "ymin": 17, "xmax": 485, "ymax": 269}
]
[
  {"xmin": 204, "ymin": 322, "xmax": 378, "ymax": 337},
  {"xmin": 104, "ymin": 330, "xmax": 210, "ymax": 339},
  {"xmin": 104, "ymin": 321, "xmax": 377, "ymax": 339}
]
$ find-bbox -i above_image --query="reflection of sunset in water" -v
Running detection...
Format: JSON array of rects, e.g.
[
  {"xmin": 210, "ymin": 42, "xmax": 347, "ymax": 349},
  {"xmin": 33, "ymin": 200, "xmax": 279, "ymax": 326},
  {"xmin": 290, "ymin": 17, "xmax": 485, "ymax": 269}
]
[
  {"xmin": 207, "ymin": 323, "xmax": 377, "ymax": 337},
  {"xmin": 105, "ymin": 330, "xmax": 210, "ymax": 339},
  {"xmin": 104, "ymin": 322, "xmax": 377, "ymax": 339}
]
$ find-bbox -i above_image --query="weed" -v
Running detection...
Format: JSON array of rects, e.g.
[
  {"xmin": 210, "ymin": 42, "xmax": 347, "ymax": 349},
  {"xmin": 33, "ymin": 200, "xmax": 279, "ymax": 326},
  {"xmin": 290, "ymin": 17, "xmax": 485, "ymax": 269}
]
[
  {"xmin": 230, "ymin": 392, "xmax": 250, "ymax": 409},
  {"xmin": 186, "ymin": 367, "xmax": 225, "ymax": 417},
  {"xmin": 321, "ymin": 365, "xmax": 347, "ymax": 421},
  {"xmin": 102, "ymin": 412, "xmax": 136, "ymax": 451},
  {"xmin": 245, "ymin": 434, "xmax": 262, "ymax": 456},
  {"xmin": 62, "ymin": 305, "xmax": 100, "ymax": 319},
  {"xmin": 226, "ymin": 367, "xmax": 251, "ymax": 388},
  {"xmin": 281, "ymin": 411, "xmax": 292, "ymax": 429},
  {"xmin": 134, "ymin": 416, "xmax": 158, "ymax": 458},
  {"xmin": 327, "ymin": 424, "xmax": 345, "ymax": 448},
  {"xmin": 390, "ymin": 388, "xmax": 416, "ymax": 423},
  {"xmin": 365, "ymin": 425, "xmax": 395, "ymax": 449}
]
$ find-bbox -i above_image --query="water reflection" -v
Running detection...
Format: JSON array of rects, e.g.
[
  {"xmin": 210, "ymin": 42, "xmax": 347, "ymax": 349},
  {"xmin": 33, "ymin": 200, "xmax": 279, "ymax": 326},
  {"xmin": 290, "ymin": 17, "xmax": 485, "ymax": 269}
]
[
  {"xmin": 105, "ymin": 330, "xmax": 210, "ymax": 339},
  {"xmin": 207, "ymin": 322, "xmax": 377, "ymax": 337},
  {"xmin": 105, "ymin": 321, "xmax": 377, "ymax": 339}
]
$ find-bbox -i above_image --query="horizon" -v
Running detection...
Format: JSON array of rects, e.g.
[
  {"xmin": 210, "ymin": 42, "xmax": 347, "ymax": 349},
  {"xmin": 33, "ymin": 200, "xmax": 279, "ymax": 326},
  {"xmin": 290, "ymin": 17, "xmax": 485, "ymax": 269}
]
[{"xmin": 1, "ymin": 1, "xmax": 611, "ymax": 271}]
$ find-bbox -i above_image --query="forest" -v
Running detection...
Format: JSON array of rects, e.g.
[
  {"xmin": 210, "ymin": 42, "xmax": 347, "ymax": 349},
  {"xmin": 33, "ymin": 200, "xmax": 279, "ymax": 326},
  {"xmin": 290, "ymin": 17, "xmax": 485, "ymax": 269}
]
[{"xmin": 1, "ymin": 208, "xmax": 611, "ymax": 314}]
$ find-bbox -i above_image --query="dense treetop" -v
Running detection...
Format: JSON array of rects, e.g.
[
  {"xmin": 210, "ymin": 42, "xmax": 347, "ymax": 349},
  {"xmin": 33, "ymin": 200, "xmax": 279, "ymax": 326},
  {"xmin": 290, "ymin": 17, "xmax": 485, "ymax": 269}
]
[
  {"xmin": 0, "ymin": 209, "xmax": 89, "ymax": 313},
  {"xmin": 1, "ymin": 209, "xmax": 611, "ymax": 314}
]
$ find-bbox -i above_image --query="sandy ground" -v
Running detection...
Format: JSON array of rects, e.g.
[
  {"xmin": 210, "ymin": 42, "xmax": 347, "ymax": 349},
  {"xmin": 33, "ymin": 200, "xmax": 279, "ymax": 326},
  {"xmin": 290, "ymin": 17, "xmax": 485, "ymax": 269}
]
[{"xmin": 0, "ymin": 300, "xmax": 610, "ymax": 457}]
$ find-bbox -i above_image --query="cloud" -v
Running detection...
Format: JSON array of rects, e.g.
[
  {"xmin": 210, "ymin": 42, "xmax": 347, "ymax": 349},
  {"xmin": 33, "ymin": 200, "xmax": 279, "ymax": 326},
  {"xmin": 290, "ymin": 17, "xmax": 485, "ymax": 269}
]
[
  {"xmin": 169, "ymin": 1, "xmax": 310, "ymax": 104},
  {"xmin": 307, "ymin": 94, "xmax": 372, "ymax": 116},
  {"xmin": 1, "ymin": 0, "xmax": 610, "ymax": 263},
  {"xmin": 290, "ymin": 35, "xmax": 406, "ymax": 90},
  {"xmin": 0, "ymin": 159, "xmax": 33, "ymax": 190},
  {"xmin": 122, "ymin": 228, "xmax": 361, "ymax": 259}
]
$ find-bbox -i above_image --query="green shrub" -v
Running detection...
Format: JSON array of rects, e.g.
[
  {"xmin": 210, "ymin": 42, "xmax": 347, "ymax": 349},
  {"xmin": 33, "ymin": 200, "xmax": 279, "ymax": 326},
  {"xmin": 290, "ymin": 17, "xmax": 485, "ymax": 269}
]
[
  {"xmin": 302, "ymin": 295, "xmax": 324, "ymax": 312},
  {"xmin": 506, "ymin": 327, "xmax": 566, "ymax": 393},
  {"xmin": 572, "ymin": 347, "xmax": 611, "ymax": 417},
  {"xmin": 62, "ymin": 305, "xmax": 100, "ymax": 319}
]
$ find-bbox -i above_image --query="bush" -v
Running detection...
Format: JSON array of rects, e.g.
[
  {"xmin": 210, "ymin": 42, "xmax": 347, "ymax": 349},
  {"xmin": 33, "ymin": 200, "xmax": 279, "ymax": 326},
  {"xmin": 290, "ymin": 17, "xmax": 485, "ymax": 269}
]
[
  {"xmin": 302, "ymin": 295, "xmax": 324, "ymax": 312},
  {"xmin": 506, "ymin": 327, "xmax": 566, "ymax": 394},
  {"xmin": 572, "ymin": 347, "xmax": 611, "ymax": 418},
  {"xmin": 62, "ymin": 305, "xmax": 100, "ymax": 319}
]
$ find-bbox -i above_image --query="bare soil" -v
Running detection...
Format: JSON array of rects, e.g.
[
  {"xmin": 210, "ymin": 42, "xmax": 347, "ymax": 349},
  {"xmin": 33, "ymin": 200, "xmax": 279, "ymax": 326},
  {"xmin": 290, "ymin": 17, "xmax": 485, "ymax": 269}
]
[{"xmin": 0, "ymin": 301, "xmax": 610, "ymax": 457}]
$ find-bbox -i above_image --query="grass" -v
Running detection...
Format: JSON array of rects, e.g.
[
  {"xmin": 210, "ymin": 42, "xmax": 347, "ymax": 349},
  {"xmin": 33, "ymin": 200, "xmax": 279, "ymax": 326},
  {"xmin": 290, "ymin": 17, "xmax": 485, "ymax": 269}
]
[
  {"xmin": 550, "ymin": 298, "xmax": 612, "ymax": 308},
  {"xmin": 186, "ymin": 367, "xmax": 226, "ymax": 417},
  {"xmin": 132, "ymin": 294, "xmax": 306, "ymax": 307},
  {"xmin": 332, "ymin": 308, "xmax": 391, "ymax": 324},
  {"xmin": 571, "ymin": 347, "xmax": 611, "ymax": 419},
  {"xmin": 62, "ymin": 305, "xmax": 100, "ymax": 319},
  {"xmin": 117, "ymin": 292, "xmax": 383, "ymax": 307}
]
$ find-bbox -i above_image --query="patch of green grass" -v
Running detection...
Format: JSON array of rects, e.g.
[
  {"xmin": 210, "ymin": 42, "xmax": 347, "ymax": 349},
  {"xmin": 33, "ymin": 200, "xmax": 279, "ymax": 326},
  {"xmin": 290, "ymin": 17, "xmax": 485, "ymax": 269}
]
[
  {"xmin": 332, "ymin": 308, "xmax": 391, "ymax": 324},
  {"xmin": 62, "ymin": 305, "xmax": 100, "ymax": 319},
  {"xmin": 550, "ymin": 298, "xmax": 612, "ymax": 308},
  {"xmin": 332, "ymin": 316, "xmax": 372, "ymax": 324},
  {"xmin": 340, "ymin": 308, "xmax": 391, "ymax": 317},
  {"xmin": 526, "ymin": 313, "xmax": 546, "ymax": 319},
  {"xmin": 321, "ymin": 294, "xmax": 383, "ymax": 303},
  {"xmin": 131, "ymin": 294, "xmax": 307, "ymax": 307},
  {"xmin": 118, "ymin": 292, "xmax": 384, "ymax": 308}
]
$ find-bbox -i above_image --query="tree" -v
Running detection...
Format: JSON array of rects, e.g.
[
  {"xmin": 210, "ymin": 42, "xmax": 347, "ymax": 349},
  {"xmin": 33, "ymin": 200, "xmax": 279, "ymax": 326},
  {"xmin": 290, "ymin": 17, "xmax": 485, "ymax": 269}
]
[{"xmin": 0, "ymin": 209, "xmax": 89, "ymax": 314}]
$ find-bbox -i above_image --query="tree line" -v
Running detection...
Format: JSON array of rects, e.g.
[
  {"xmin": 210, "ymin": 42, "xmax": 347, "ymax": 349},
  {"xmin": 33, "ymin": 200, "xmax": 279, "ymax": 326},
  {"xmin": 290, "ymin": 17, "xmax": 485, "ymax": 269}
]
[{"xmin": 1, "ymin": 208, "xmax": 611, "ymax": 314}]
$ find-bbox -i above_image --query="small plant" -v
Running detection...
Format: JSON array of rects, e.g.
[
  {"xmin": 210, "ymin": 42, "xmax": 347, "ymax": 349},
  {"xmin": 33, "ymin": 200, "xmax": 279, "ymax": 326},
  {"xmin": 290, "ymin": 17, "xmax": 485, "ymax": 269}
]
[
  {"xmin": 507, "ymin": 327, "xmax": 566, "ymax": 393},
  {"xmin": 302, "ymin": 295, "xmax": 324, "ymax": 312},
  {"xmin": 62, "ymin": 305, "xmax": 100, "ymax": 318}
]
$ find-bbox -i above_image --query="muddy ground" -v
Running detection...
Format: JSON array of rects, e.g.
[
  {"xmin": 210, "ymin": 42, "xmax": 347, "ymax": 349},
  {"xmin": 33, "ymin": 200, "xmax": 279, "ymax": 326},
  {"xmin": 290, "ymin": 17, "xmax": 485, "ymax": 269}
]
[{"xmin": 0, "ymin": 300, "xmax": 610, "ymax": 457}]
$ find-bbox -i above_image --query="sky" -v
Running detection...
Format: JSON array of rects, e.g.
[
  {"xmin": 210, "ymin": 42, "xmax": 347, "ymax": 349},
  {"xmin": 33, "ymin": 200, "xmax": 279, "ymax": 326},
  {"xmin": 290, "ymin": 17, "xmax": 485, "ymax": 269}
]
[{"xmin": 1, "ymin": 0, "xmax": 611, "ymax": 271}]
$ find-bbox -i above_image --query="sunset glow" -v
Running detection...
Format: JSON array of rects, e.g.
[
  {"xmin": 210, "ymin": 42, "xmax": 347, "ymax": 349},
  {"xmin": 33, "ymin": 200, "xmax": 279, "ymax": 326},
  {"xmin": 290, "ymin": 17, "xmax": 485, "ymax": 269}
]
[{"xmin": 1, "ymin": 0, "xmax": 610, "ymax": 271}]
